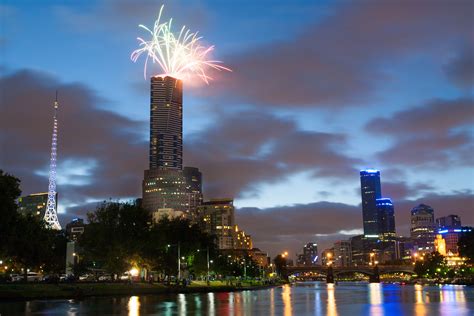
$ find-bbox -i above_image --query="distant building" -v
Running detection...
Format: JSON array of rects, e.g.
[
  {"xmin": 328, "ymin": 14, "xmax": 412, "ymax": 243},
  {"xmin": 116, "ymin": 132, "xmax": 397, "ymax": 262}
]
[
  {"xmin": 249, "ymin": 248, "xmax": 269, "ymax": 268},
  {"xmin": 298, "ymin": 243, "xmax": 318, "ymax": 266},
  {"xmin": 142, "ymin": 169, "xmax": 188, "ymax": 213},
  {"xmin": 183, "ymin": 166, "xmax": 203, "ymax": 217},
  {"xmin": 333, "ymin": 240, "xmax": 351, "ymax": 267},
  {"xmin": 376, "ymin": 198, "xmax": 396, "ymax": 240},
  {"xmin": 410, "ymin": 204, "xmax": 436, "ymax": 253},
  {"xmin": 18, "ymin": 192, "xmax": 55, "ymax": 218},
  {"xmin": 321, "ymin": 249, "xmax": 334, "ymax": 266},
  {"xmin": 198, "ymin": 199, "xmax": 235, "ymax": 249},
  {"xmin": 438, "ymin": 226, "xmax": 472, "ymax": 256},
  {"xmin": 436, "ymin": 215, "xmax": 461, "ymax": 229},
  {"xmin": 65, "ymin": 218, "xmax": 85, "ymax": 242},
  {"xmin": 360, "ymin": 169, "xmax": 382, "ymax": 238},
  {"xmin": 234, "ymin": 225, "xmax": 253, "ymax": 250}
]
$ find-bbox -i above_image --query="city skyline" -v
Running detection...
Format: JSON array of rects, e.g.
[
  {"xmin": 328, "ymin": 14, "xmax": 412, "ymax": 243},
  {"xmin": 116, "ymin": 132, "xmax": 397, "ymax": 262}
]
[{"xmin": 1, "ymin": 0, "xmax": 473, "ymax": 257}]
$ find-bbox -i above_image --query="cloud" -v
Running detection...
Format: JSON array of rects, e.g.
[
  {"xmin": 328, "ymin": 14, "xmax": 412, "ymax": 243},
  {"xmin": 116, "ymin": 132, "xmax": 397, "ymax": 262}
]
[
  {"xmin": 0, "ymin": 69, "xmax": 147, "ymax": 214},
  {"xmin": 209, "ymin": 1, "xmax": 472, "ymax": 108},
  {"xmin": 366, "ymin": 98, "xmax": 474, "ymax": 167},
  {"xmin": 444, "ymin": 44, "xmax": 474, "ymax": 89},
  {"xmin": 184, "ymin": 109, "xmax": 361, "ymax": 198}
]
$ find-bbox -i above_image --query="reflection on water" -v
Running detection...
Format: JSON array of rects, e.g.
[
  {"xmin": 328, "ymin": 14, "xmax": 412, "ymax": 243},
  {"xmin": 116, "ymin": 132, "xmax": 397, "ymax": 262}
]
[
  {"xmin": 282, "ymin": 284, "xmax": 293, "ymax": 316},
  {"xmin": 327, "ymin": 283, "xmax": 338, "ymax": 316},
  {"xmin": 127, "ymin": 296, "xmax": 140, "ymax": 316},
  {"xmin": 1, "ymin": 282, "xmax": 473, "ymax": 316}
]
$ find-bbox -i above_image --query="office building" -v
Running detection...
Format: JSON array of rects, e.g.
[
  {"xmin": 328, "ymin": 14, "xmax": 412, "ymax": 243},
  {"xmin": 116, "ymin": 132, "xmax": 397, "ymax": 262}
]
[
  {"xmin": 360, "ymin": 169, "xmax": 382, "ymax": 237},
  {"xmin": 410, "ymin": 204, "xmax": 436, "ymax": 252},
  {"xmin": 298, "ymin": 243, "xmax": 318, "ymax": 266},
  {"xmin": 436, "ymin": 215, "xmax": 461, "ymax": 229},
  {"xmin": 18, "ymin": 192, "xmax": 54, "ymax": 218},
  {"xmin": 376, "ymin": 198, "xmax": 396, "ymax": 240},
  {"xmin": 198, "ymin": 199, "xmax": 235, "ymax": 249},
  {"xmin": 438, "ymin": 226, "xmax": 472, "ymax": 256},
  {"xmin": 234, "ymin": 225, "xmax": 253, "ymax": 250},
  {"xmin": 65, "ymin": 218, "xmax": 85, "ymax": 242},
  {"xmin": 142, "ymin": 169, "xmax": 188, "ymax": 212},
  {"xmin": 333, "ymin": 240, "xmax": 351, "ymax": 267},
  {"xmin": 183, "ymin": 166, "xmax": 203, "ymax": 217}
]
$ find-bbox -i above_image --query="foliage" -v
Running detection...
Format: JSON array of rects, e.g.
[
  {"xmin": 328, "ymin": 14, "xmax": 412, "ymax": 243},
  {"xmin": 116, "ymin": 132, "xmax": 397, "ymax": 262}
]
[
  {"xmin": 273, "ymin": 254, "xmax": 287, "ymax": 276},
  {"xmin": 414, "ymin": 251, "xmax": 446, "ymax": 278}
]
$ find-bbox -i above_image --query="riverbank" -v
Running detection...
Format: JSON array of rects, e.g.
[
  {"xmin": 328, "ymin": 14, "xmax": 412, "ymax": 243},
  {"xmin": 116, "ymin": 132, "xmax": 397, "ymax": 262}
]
[{"xmin": 0, "ymin": 281, "xmax": 283, "ymax": 301}]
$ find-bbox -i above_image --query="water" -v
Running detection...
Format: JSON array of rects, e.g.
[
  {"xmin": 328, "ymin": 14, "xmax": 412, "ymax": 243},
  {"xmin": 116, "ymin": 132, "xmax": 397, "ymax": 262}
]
[{"xmin": 1, "ymin": 282, "xmax": 473, "ymax": 315}]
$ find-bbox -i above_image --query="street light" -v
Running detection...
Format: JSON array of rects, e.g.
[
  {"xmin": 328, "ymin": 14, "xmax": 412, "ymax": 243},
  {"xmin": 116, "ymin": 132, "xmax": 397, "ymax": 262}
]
[
  {"xmin": 167, "ymin": 242, "xmax": 181, "ymax": 280},
  {"xmin": 197, "ymin": 246, "xmax": 211, "ymax": 285}
]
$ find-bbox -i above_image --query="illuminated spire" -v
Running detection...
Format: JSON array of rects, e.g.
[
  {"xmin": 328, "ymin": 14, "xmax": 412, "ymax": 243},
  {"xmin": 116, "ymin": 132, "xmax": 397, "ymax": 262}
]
[{"xmin": 44, "ymin": 91, "xmax": 61, "ymax": 230}]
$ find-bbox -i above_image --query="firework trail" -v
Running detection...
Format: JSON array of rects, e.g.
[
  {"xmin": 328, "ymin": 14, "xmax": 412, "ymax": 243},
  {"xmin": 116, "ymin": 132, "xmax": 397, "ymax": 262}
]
[{"xmin": 131, "ymin": 5, "xmax": 231, "ymax": 83}]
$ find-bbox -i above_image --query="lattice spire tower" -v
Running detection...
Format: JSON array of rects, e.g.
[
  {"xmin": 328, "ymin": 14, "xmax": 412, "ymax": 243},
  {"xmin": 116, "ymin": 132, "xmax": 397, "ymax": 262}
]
[{"xmin": 44, "ymin": 92, "xmax": 62, "ymax": 230}]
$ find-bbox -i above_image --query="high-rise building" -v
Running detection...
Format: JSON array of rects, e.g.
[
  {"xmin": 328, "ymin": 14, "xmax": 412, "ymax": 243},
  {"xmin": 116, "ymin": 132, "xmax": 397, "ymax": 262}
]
[
  {"xmin": 18, "ymin": 192, "xmax": 55, "ymax": 219},
  {"xmin": 410, "ymin": 204, "xmax": 436, "ymax": 252},
  {"xmin": 183, "ymin": 166, "xmax": 203, "ymax": 217},
  {"xmin": 360, "ymin": 169, "xmax": 382, "ymax": 238},
  {"xmin": 142, "ymin": 76, "xmax": 188, "ymax": 213},
  {"xmin": 333, "ymin": 240, "xmax": 351, "ymax": 267},
  {"xmin": 376, "ymin": 198, "xmax": 396, "ymax": 240},
  {"xmin": 234, "ymin": 225, "xmax": 253, "ymax": 250},
  {"xmin": 302, "ymin": 243, "xmax": 319, "ymax": 266},
  {"xmin": 149, "ymin": 76, "xmax": 183, "ymax": 170},
  {"xmin": 198, "ymin": 199, "xmax": 235, "ymax": 249},
  {"xmin": 436, "ymin": 215, "xmax": 461, "ymax": 229}
]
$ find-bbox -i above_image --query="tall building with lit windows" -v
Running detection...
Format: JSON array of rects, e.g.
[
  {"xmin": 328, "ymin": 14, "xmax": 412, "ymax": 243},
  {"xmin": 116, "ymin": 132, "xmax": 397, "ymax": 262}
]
[
  {"xmin": 360, "ymin": 169, "xmax": 382, "ymax": 238},
  {"xmin": 410, "ymin": 204, "xmax": 436, "ymax": 252},
  {"xmin": 149, "ymin": 76, "xmax": 183, "ymax": 170},
  {"xmin": 198, "ymin": 199, "xmax": 235, "ymax": 249},
  {"xmin": 18, "ymin": 192, "xmax": 56, "ymax": 219},
  {"xmin": 142, "ymin": 76, "xmax": 187, "ymax": 213},
  {"xmin": 376, "ymin": 198, "xmax": 396, "ymax": 240}
]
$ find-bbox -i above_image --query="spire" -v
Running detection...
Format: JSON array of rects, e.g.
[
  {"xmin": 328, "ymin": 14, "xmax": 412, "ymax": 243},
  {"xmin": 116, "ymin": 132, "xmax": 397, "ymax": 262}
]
[{"xmin": 44, "ymin": 92, "xmax": 62, "ymax": 230}]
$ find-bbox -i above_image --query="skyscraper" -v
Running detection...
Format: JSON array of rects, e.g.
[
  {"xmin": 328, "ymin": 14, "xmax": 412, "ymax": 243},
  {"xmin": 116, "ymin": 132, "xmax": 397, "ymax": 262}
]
[
  {"xmin": 376, "ymin": 198, "xmax": 396, "ymax": 240},
  {"xmin": 436, "ymin": 215, "xmax": 461, "ymax": 229},
  {"xmin": 410, "ymin": 204, "xmax": 436, "ymax": 252},
  {"xmin": 149, "ymin": 76, "xmax": 183, "ymax": 170},
  {"xmin": 198, "ymin": 199, "xmax": 235, "ymax": 249},
  {"xmin": 360, "ymin": 169, "xmax": 382, "ymax": 237},
  {"xmin": 18, "ymin": 192, "xmax": 52, "ymax": 218},
  {"xmin": 142, "ymin": 76, "xmax": 187, "ymax": 213}
]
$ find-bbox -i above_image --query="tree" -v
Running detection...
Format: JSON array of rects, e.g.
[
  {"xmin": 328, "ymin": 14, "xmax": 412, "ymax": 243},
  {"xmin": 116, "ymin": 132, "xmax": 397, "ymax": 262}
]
[
  {"xmin": 79, "ymin": 202, "xmax": 151, "ymax": 278},
  {"xmin": 273, "ymin": 255, "xmax": 287, "ymax": 277},
  {"xmin": 458, "ymin": 230, "xmax": 474, "ymax": 263},
  {"xmin": 0, "ymin": 170, "xmax": 21, "ymax": 256},
  {"xmin": 414, "ymin": 251, "xmax": 446, "ymax": 278}
]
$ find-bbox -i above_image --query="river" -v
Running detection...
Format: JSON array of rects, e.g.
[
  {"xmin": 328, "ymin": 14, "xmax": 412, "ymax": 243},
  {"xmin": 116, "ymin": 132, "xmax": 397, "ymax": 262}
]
[{"xmin": 1, "ymin": 282, "xmax": 473, "ymax": 315}]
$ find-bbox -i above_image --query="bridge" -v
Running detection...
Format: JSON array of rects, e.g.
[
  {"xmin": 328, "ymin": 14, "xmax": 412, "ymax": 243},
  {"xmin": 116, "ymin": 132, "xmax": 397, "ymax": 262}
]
[{"xmin": 284, "ymin": 265, "xmax": 415, "ymax": 283}]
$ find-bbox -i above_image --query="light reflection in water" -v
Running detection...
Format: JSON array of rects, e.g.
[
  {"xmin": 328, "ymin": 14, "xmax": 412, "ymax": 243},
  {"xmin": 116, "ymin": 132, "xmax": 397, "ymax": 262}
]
[
  {"xmin": 282, "ymin": 284, "xmax": 293, "ymax": 316},
  {"xmin": 128, "ymin": 296, "xmax": 140, "ymax": 316},
  {"xmin": 270, "ymin": 288, "xmax": 275, "ymax": 316},
  {"xmin": 208, "ymin": 292, "xmax": 215, "ymax": 316},
  {"xmin": 327, "ymin": 283, "xmax": 338, "ymax": 316},
  {"xmin": 368, "ymin": 283, "xmax": 383, "ymax": 316},
  {"xmin": 178, "ymin": 293, "xmax": 186, "ymax": 315}
]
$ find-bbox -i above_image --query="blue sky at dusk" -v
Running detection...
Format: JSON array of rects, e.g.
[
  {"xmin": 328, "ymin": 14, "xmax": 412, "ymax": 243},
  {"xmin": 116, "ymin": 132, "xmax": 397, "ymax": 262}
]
[{"xmin": 1, "ymin": 0, "xmax": 473, "ymax": 256}]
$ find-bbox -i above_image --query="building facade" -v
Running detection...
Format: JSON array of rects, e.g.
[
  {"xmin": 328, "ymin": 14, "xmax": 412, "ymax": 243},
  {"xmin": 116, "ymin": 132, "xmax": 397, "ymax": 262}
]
[
  {"xmin": 333, "ymin": 240, "xmax": 351, "ymax": 267},
  {"xmin": 18, "ymin": 192, "xmax": 54, "ymax": 219},
  {"xmin": 436, "ymin": 215, "xmax": 461, "ymax": 229},
  {"xmin": 65, "ymin": 218, "xmax": 85, "ymax": 242},
  {"xmin": 410, "ymin": 204, "xmax": 436, "ymax": 253},
  {"xmin": 142, "ymin": 169, "xmax": 188, "ymax": 212},
  {"xmin": 360, "ymin": 169, "xmax": 382, "ymax": 238},
  {"xmin": 183, "ymin": 166, "xmax": 203, "ymax": 217},
  {"xmin": 298, "ymin": 243, "xmax": 318, "ymax": 266},
  {"xmin": 149, "ymin": 76, "xmax": 183, "ymax": 170},
  {"xmin": 376, "ymin": 198, "xmax": 396, "ymax": 240},
  {"xmin": 198, "ymin": 199, "xmax": 235, "ymax": 250}
]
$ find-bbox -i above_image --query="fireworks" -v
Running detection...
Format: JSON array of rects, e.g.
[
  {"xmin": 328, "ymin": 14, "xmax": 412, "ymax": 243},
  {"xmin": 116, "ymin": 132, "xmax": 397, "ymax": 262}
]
[{"xmin": 131, "ymin": 5, "xmax": 231, "ymax": 83}]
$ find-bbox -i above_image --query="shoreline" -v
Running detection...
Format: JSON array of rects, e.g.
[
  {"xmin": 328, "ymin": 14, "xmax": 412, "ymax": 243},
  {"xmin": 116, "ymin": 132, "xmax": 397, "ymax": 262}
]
[{"xmin": 0, "ymin": 282, "xmax": 282, "ymax": 301}]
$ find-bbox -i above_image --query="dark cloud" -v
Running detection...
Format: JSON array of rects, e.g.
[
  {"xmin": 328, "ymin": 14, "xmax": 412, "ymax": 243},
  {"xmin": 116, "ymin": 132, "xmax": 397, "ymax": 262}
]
[
  {"xmin": 236, "ymin": 191, "xmax": 474, "ymax": 257},
  {"xmin": 210, "ymin": 1, "xmax": 472, "ymax": 108},
  {"xmin": 184, "ymin": 109, "xmax": 361, "ymax": 198},
  {"xmin": 0, "ymin": 69, "xmax": 147, "ymax": 212},
  {"xmin": 444, "ymin": 45, "xmax": 474, "ymax": 89},
  {"xmin": 366, "ymin": 98, "xmax": 474, "ymax": 167}
]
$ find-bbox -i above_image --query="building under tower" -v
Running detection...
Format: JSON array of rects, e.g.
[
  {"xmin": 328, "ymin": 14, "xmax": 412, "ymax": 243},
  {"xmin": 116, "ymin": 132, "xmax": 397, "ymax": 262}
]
[{"xmin": 376, "ymin": 198, "xmax": 396, "ymax": 240}]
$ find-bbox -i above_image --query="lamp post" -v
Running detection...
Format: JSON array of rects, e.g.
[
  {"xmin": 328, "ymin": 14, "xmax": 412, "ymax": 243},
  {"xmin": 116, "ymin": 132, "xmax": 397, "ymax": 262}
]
[
  {"xmin": 197, "ymin": 246, "xmax": 211, "ymax": 285},
  {"xmin": 167, "ymin": 242, "xmax": 181, "ymax": 281}
]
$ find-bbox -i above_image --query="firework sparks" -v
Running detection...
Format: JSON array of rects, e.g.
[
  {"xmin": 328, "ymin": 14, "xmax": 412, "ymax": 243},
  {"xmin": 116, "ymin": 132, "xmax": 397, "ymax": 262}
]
[{"xmin": 131, "ymin": 5, "xmax": 231, "ymax": 83}]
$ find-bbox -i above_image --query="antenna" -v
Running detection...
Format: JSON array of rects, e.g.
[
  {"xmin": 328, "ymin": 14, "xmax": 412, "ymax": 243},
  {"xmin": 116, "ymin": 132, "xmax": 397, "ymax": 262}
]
[{"xmin": 44, "ymin": 92, "xmax": 62, "ymax": 230}]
